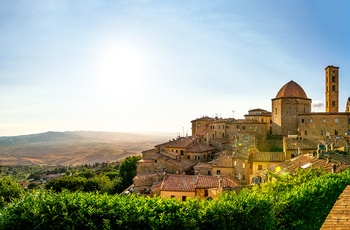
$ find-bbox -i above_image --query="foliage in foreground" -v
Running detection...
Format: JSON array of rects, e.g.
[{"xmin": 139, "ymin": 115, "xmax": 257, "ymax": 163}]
[
  {"xmin": 0, "ymin": 190, "xmax": 273, "ymax": 230},
  {"xmin": 1, "ymin": 167, "xmax": 350, "ymax": 229}
]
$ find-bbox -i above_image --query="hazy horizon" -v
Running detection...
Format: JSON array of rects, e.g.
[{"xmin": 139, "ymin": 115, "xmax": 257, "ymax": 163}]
[{"xmin": 1, "ymin": 1, "xmax": 349, "ymax": 136}]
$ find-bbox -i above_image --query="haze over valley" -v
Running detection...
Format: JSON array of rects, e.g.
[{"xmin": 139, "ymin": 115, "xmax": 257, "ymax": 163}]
[{"xmin": 0, "ymin": 131, "xmax": 172, "ymax": 165}]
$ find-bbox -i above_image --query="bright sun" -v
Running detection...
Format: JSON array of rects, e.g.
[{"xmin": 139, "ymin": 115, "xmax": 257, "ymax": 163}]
[{"xmin": 94, "ymin": 41, "xmax": 149, "ymax": 99}]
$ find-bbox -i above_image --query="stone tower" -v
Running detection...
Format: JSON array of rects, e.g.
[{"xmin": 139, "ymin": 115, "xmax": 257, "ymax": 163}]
[
  {"xmin": 271, "ymin": 80, "xmax": 312, "ymax": 136},
  {"xmin": 346, "ymin": 97, "xmax": 350, "ymax": 112},
  {"xmin": 325, "ymin": 65, "xmax": 339, "ymax": 113}
]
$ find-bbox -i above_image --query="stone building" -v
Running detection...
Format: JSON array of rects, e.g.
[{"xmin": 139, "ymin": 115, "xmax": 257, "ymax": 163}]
[
  {"xmin": 191, "ymin": 65, "xmax": 349, "ymax": 154},
  {"xmin": 158, "ymin": 174, "xmax": 238, "ymax": 200},
  {"xmin": 134, "ymin": 65, "xmax": 349, "ymax": 191}
]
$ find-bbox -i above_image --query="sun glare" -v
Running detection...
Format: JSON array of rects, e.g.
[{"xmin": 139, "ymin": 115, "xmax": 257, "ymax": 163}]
[{"xmin": 94, "ymin": 41, "xmax": 150, "ymax": 99}]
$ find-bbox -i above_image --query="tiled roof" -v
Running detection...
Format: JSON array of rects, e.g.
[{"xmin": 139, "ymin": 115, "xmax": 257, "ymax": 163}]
[
  {"xmin": 191, "ymin": 116, "xmax": 214, "ymax": 122},
  {"xmin": 210, "ymin": 138, "xmax": 230, "ymax": 144},
  {"xmin": 321, "ymin": 185, "xmax": 350, "ymax": 230},
  {"xmin": 275, "ymin": 80, "xmax": 308, "ymax": 99},
  {"xmin": 253, "ymin": 152, "xmax": 285, "ymax": 162},
  {"xmin": 164, "ymin": 137, "xmax": 196, "ymax": 148},
  {"xmin": 160, "ymin": 174, "xmax": 238, "ymax": 192},
  {"xmin": 269, "ymin": 153, "xmax": 350, "ymax": 174},
  {"xmin": 161, "ymin": 174, "xmax": 196, "ymax": 192},
  {"xmin": 196, "ymin": 176, "xmax": 238, "ymax": 189},
  {"xmin": 194, "ymin": 162, "xmax": 213, "ymax": 169},
  {"xmin": 159, "ymin": 156, "xmax": 197, "ymax": 170},
  {"xmin": 214, "ymin": 154, "xmax": 234, "ymax": 167},
  {"xmin": 185, "ymin": 142, "xmax": 215, "ymax": 153}
]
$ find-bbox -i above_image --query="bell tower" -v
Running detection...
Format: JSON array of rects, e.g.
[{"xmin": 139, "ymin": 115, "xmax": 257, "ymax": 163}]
[{"xmin": 325, "ymin": 65, "xmax": 339, "ymax": 113}]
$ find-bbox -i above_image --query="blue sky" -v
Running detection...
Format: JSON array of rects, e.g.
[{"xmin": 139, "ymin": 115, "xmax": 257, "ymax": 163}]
[{"xmin": 1, "ymin": 0, "xmax": 349, "ymax": 136}]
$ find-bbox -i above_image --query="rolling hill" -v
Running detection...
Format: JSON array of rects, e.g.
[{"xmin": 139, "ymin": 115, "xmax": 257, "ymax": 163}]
[{"xmin": 0, "ymin": 131, "xmax": 172, "ymax": 166}]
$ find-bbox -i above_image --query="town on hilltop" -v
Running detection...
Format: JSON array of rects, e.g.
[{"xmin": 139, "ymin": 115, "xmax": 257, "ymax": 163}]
[{"xmin": 130, "ymin": 65, "xmax": 350, "ymax": 200}]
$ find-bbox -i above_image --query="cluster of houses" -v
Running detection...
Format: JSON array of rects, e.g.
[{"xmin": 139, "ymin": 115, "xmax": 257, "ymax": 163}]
[{"xmin": 132, "ymin": 65, "xmax": 350, "ymax": 200}]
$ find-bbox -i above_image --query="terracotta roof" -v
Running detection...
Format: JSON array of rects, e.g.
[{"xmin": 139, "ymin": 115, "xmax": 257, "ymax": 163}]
[
  {"xmin": 160, "ymin": 174, "xmax": 238, "ymax": 192},
  {"xmin": 194, "ymin": 162, "xmax": 214, "ymax": 169},
  {"xmin": 164, "ymin": 137, "xmax": 196, "ymax": 148},
  {"xmin": 159, "ymin": 156, "xmax": 197, "ymax": 171},
  {"xmin": 161, "ymin": 174, "xmax": 197, "ymax": 192},
  {"xmin": 196, "ymin": 176, "xmax": 238, "ymax": 188},
  {"xmin": 185, "ymin": 142, "xmax": 215, "ymax": 153},
  {"xmin": 210, "ymin": 138, "xmax": 230, "ymax": 144},
  {"xmin": 275, "ymin": 80, "xmax": 308, "ymax": 99},
  {"xmin": 191, "ymin": 116, "xmax": 214, "ymax": 122},
  {"xmin": 253, "ymin": 152, "xmax": 285, "ymax": 162},
  {"xmin": 321, "ymin": 185, "xmax": 350, "ymax": 230},
  {"xmin": 269, "ymin": 153, "xmax": 350, "ymax": 174},
  {"xmin": 214, "ymin": 154, "xmax": 235, "ymax": 167}
]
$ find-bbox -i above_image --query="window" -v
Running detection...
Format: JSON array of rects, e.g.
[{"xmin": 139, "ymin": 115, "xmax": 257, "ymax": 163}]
[
  {"xmin": 275, "ymin": 108, "xmax": 278, "ymax": 115},
  {"xmin": 335, "ymin": 118, "xmax": 339, "ymax": 124},
  {"xmin": 175, "ymin": 150, "xmax": 178, "ymax": 153},
  {"xmin": 321, "ymin": 130, "xmax": 324, "ymax": 136},
  {"xmin": 182, "ymin": 196, "xmax": 187, "ymax": 201},
  {"xmin": 332, "ymin": 76, "xmax": 336, "ymax": 82},
  {"xmin": 242, "ymin": 126, "xmax": 246, "ymax": 130},
  {"xmin": 310, "ymin": 118, "xmax": 313, "ymax": 123},
  {"xmin": 187, "ymin": 156, "xmax": 190, "ymax": 159},
  {"xmin": 234, "ymin": 161, "xmax": 237, "ymax": 166},
  {"xmin": 332, "ymin": 101, "xmax": 336, "ymax": 106},
  {"xmin": 154, "ymin": 160, "xmax": 157, "ymax": 163},
  {"xmin": 258, "ymin": 165, "xmax": 263, "ymax": 170},
  {"xmin": 180, "ymin": 150, "xmax": 184, "ymax": 155},
  {"xmin": 301, "ymin": 119, "xmax": 304, "ymax": 123},
  {"xmin": 237, "ymin": 125, "xmax": 240, "ymax": 129},
  {"xmin": 332, "ymin": 85, "xmax": 336, "ymax": 91},
  {"xmin": 323, "ymin": 119, "xmax": 327, "ymax": 123},
  {"xmin": 204, "ymin": 190, "xmax": 209, "ymax": 197},
  {"xmin": 243, "ymin": 163, "xmax": 245, "ymax": 168},
  {"xmin": 195, "ymin": 156, "xmax": 200, "ymax": 160},
  {"xmin": 216, "ymin": 170, "xmax": 221, "ymax": 175},
  {"xmin": 171, "ymin": 195, "xmax": 175, "ymax": 198},
  {"xmin": 305, "ymin": 130, "xmax": 307, "ymax": 135},
  {"xmin": 335, "ymin": 130, "xmax": 338, "ymax": 135},
  {"xmin": 208, "ymin": 171, "xmax": 211, "ymax": 175}
]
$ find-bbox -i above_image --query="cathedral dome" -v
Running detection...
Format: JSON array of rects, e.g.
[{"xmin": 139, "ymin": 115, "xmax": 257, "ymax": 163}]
[{"xmin": 275, "ymin": 80, "xmax": 308, "ymax": 99}]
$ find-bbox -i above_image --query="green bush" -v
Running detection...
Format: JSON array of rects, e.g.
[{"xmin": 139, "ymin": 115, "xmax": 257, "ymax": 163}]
[
  {"xmin": 1, "ymin": 169, "xmax": 350, "ymax": 229},
  {"xmin": 0, "ymin": 177, "xmax": 24, "ymax": 208}
]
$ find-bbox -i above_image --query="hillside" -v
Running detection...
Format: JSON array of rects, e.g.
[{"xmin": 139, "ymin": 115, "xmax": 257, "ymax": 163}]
[{"xmin": 0, "ymin": 131, "xmax": 172, "ymax": 166}]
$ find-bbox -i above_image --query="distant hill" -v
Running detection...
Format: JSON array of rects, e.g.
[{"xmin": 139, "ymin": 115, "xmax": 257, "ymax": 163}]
[{"xmin": 0, "ymin": 131, "xmax": 172, "ymax": 166}]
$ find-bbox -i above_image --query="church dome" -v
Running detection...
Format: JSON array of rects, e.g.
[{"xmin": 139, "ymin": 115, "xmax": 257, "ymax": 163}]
[{"xmin": 275, "ymin": 80, "xmax": 308, "ymax": 99}]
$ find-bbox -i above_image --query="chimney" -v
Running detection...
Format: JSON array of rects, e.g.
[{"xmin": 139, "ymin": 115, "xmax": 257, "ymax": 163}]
[
  {"xmin": 218, "ymin": 179, "xmax": 223, "ymax": 188},
  {"xmin": 332, "ymin": 164, "xmax": 336, "ymax": 173}
]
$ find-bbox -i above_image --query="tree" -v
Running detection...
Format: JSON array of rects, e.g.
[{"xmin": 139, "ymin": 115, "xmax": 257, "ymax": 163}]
[
  {"xmin": 45, "ymin": 176, "xmax": 87, "ymax": 192},
  {"xmin": 118, "ymin": 156, "xmax": 141, "ymax": 188},
  {"xmin": 0, "ymin": 176, "xmax": 24, "ymax": 207}
]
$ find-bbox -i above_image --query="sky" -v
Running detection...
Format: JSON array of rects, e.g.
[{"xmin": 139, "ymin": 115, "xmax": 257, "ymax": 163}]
[{"xmin": 1, "ymin": 0, "xmax": 350, "ymax": 137}]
